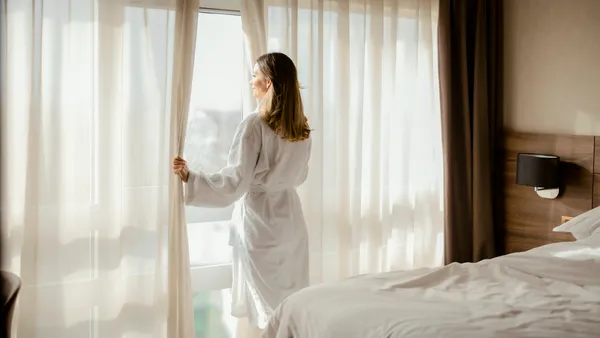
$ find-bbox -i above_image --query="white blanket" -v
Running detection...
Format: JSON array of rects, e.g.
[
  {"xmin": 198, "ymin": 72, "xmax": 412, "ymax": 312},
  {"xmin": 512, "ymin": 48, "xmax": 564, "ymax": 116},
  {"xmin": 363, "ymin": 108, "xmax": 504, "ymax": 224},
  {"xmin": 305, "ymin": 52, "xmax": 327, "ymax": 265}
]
[{"xmin": 264, "ymin": 237, "xmax": 600, "ymax": 338}]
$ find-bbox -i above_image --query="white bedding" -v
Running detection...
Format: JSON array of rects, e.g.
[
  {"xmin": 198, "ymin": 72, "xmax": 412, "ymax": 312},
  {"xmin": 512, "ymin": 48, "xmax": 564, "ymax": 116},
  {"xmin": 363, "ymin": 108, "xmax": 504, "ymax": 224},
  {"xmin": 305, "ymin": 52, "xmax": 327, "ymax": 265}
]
[{"xmin": 264, "ymin": 236, "xmax": 600, "ymax": 338}]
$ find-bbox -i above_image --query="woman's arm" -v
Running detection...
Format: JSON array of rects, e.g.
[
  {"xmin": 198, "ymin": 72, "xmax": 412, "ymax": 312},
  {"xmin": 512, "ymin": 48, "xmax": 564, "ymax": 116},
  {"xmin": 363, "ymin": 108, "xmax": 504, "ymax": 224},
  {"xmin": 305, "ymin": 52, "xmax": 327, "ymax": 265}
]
[{"xmin": 183, "ymin": 114, "xmax": 262, "ymax": 208}]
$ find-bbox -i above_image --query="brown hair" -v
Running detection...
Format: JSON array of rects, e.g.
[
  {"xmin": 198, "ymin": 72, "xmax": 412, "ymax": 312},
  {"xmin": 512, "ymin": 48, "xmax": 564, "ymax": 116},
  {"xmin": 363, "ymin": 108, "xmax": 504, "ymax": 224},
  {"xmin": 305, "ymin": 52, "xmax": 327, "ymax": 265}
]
[{"xmin": 256, "ymin": 52, "xmax": 310, "ymax": 142}]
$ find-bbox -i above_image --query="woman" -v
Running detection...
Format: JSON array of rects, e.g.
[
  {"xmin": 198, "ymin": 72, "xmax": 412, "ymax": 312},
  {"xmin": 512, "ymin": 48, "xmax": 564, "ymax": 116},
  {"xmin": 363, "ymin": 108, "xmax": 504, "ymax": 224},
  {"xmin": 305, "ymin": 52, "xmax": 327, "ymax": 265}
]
[{"xmin": 172, "ymin": 52, "xmax": 312, "ymax": 332}]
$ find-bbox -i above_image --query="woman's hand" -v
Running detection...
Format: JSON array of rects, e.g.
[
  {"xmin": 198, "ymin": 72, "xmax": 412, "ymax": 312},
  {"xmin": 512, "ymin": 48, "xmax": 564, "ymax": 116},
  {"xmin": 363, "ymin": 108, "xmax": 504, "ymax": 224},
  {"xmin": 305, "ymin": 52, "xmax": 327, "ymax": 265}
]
[{"xmin": 172, "ymin": 156, "xmax": 190, "ymax": 183}]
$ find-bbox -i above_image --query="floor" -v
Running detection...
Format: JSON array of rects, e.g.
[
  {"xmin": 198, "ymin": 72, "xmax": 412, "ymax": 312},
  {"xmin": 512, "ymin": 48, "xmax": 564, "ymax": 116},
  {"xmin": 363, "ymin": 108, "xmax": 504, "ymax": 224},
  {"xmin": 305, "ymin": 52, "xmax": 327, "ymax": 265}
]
[{"xmin": 193, "ymin": 289, "xmax": 265, "ymax": 338}]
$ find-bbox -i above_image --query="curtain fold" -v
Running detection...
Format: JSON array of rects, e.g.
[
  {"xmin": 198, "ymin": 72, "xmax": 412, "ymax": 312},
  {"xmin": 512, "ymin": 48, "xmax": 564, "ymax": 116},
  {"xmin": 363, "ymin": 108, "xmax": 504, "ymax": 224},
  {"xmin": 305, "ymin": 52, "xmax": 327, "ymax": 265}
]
[
  {"xmin": 241, "ymin": 0, "xmax": 267, "ymax": 116},
  {"xmin": 242, "ymin": 0, "xmax": 444, "ymax": 284},
  {"xmin": 438, "ymin": 0, "xmax": 504, "ymax": 264},
  {"xmin": 167, "ymin": 0, "xmax": 198, "ymax": 337}
]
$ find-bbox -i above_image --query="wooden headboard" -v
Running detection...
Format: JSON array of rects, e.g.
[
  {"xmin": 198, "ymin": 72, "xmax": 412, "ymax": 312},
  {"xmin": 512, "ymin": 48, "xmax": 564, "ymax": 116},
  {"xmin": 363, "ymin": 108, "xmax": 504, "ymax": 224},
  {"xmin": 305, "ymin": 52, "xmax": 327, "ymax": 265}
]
[{"xmin": 503, "ymin": 131, "xmax": 600, "ymax": 254}]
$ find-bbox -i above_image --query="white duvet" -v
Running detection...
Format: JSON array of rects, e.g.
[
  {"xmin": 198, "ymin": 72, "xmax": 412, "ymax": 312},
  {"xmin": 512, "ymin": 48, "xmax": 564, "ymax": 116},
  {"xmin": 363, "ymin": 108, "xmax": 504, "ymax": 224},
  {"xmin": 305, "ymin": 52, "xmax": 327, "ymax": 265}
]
[{"xmin": 264, "ymin": 236, "xmax": 600, "ymax": 338}]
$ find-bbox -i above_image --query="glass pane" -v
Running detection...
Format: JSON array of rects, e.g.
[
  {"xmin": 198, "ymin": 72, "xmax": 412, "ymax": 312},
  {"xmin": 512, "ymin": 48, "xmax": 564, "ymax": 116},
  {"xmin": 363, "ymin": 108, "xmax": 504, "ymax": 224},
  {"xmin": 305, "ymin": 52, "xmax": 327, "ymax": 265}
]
[
  {"xmin": 185, "ymin": 12, "xmax": 243, "ymax": 267},
  {"xmin": 188, "ymin": 222, "xmax": 231, "ymax": 266}
]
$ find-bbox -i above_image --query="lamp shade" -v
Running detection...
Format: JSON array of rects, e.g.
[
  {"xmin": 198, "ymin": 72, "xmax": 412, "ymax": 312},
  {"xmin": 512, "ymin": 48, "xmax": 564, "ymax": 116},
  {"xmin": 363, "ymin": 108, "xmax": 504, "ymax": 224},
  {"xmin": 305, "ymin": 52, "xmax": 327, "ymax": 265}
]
[{"xmin": 516, "ymin": 153, "xmax": 560, "ymax": 189}]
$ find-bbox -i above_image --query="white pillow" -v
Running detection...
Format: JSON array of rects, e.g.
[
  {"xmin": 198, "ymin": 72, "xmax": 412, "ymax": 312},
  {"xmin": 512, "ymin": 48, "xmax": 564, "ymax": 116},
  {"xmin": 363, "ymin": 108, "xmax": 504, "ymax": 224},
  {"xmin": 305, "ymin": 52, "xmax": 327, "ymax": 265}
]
[{"xmin": 553, "ymin": 206, "xmax": 600, "ymax": 240}]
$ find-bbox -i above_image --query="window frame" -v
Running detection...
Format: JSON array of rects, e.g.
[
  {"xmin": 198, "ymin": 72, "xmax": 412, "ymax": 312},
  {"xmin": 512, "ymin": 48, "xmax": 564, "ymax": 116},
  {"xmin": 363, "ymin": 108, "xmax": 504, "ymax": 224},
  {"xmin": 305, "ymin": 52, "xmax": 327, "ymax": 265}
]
[
  {"xmin": 199, "ymin": 0, "xmax": 241, "ymax": 14},
  {"xmin": 123, "ymin": 0, "xmax": 241, "ymax": 13},
  {"xmin": 185, "ymin": 4, "xmax": 242, "ymax": 293}
]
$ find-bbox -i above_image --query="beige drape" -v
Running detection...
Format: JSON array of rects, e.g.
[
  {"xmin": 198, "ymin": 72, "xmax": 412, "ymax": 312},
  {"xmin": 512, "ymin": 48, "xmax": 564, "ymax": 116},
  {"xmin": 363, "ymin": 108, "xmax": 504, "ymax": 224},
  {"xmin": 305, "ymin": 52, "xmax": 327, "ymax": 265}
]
[
  {"xmin": 241, "ymin": 0, "xmax": 267, "ymax": 114},
  {"xmin": 3, "ymin": 0, "xmax": 199, "ymax": 336},
  {"xmin": 168, "ymin": 0, "xmax": 199, "ymax": 337}
]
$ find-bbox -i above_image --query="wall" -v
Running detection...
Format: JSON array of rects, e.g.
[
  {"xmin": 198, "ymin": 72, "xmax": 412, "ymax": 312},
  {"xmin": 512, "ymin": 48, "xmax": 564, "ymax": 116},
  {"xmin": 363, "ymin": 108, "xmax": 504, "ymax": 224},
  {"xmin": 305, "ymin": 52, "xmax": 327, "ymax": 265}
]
[{"xmin": 504, "ymin": 0, "xmax": 600, "ymax": 135}]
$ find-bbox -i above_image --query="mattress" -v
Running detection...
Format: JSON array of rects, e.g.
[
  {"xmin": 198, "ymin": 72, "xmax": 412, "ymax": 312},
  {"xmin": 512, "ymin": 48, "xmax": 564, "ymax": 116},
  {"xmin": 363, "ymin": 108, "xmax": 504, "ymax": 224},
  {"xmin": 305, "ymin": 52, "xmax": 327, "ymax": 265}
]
[{"xmin": 264, "ymin": 236, "xmax": 600, "ymax": 338}]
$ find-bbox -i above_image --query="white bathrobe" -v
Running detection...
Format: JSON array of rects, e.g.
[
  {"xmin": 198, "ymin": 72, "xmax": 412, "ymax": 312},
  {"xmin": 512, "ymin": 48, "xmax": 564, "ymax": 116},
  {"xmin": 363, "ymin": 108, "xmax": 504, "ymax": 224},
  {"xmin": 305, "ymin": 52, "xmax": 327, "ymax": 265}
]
[{"xmin": 184, "ymin": 112, "xmax": 311, "ymax": 329}]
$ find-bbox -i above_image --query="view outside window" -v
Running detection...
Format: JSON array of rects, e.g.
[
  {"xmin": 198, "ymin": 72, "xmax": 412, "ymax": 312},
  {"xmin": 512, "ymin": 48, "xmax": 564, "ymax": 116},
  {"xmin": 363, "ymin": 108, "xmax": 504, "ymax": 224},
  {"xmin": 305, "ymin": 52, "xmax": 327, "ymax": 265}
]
[{"xmin": 186, "ymin": 12, "xmax": 243, "ymax": 338}]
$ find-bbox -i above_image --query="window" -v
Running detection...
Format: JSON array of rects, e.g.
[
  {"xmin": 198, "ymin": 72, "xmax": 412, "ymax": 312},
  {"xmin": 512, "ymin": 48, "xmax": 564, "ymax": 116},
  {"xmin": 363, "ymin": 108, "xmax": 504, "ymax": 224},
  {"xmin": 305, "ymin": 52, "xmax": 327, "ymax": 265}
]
[
  {"xmin": 185, "ymin": 11, "xmax": 243, "ymax": 267},
  {"xmin": 186, "ymin": 8, "xmax": 243, "ymax": 338}
]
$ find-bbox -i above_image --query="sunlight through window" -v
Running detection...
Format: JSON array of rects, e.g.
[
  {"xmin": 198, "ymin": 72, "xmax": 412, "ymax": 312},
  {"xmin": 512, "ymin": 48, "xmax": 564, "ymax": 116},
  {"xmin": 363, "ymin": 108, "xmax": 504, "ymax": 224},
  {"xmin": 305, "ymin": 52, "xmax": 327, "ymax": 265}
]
[{"xmin": 186, "ymin": 11, "xmax": 243, "ymax": 338}]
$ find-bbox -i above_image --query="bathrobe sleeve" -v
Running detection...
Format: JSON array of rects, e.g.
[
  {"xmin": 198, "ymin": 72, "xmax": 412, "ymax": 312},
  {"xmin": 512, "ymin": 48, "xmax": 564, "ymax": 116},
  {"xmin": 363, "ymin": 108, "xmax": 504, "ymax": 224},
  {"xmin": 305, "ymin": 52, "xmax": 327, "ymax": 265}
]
[{"xmin": 184, "ymin": 114, "xmax": 261, "ymax": 208}]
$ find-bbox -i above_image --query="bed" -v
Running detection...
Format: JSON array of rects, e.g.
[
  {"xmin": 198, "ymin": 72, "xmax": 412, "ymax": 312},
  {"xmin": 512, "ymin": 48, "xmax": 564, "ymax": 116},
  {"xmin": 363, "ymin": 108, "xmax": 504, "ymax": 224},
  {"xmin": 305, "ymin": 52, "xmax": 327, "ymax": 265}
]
[
  {"xmin": 264, "ymin": 132, "xmax": 600, "ymax": 337},
  {"xmin": 265, "ymin": 235, "xmax": 600, "ymax": 337}
]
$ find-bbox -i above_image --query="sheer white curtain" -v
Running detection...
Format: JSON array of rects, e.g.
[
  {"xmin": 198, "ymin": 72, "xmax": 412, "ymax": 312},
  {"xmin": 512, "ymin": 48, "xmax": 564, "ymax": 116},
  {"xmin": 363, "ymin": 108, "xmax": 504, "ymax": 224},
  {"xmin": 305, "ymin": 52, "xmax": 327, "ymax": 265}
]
[
  {"xmin": 167, "ymin": 0, "xmax": 198, "ymax": 337},
  {"xmin": 242, "ymin": 0, "xmax": 443, "ymax": 284},
  {"xmin": 2, "ymin": 0, "xmax": 196, "ymax": 337}
]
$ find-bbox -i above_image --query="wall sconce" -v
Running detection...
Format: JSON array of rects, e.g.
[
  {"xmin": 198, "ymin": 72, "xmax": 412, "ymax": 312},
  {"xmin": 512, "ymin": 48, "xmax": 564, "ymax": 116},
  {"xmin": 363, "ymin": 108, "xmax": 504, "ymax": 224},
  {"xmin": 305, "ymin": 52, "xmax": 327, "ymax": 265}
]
[{"xmin": 516, "ymin": 153, "xmax": 560, "ymax": 199}]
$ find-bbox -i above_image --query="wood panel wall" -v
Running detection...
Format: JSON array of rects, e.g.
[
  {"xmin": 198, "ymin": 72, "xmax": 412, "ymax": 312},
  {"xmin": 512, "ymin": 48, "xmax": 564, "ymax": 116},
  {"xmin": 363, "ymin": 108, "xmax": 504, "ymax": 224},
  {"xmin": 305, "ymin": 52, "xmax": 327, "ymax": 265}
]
[{"xmin": 502, "ymin": 131, "xmax": 600, "ymax": 254}]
